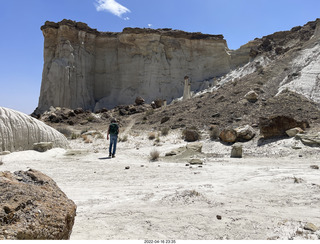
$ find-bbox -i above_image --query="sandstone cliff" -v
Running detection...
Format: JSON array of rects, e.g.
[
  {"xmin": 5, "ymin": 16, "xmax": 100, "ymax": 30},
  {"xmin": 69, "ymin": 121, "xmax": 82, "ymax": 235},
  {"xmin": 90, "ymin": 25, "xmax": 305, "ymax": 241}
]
[
  {"xmin": 0, "ymin": 107, "xmax": 69, "ymax": 152},
  {"xmin": 37, "ymin": 19, "xmax": 255, "ymax": 113}
]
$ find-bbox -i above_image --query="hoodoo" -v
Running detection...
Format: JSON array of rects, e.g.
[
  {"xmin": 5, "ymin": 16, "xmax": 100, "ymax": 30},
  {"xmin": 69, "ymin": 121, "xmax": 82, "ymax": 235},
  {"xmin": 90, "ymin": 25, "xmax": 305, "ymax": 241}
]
[{"xmin": 36, "ymin": 19, "xmax": 255, "ymax": 113}]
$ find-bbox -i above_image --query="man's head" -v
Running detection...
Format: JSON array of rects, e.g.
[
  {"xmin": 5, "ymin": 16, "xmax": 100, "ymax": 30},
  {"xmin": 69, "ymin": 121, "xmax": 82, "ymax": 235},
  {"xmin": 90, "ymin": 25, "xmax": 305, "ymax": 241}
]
[{"xmin": 111, "ymin": 118, "xmax": 117, "ymax": 123}]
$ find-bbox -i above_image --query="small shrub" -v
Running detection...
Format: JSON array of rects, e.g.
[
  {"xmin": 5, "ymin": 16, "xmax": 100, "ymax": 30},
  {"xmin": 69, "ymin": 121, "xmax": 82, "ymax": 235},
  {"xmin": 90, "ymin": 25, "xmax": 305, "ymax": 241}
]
[
  {"xmin": 119, "ymin": 134, "xmax": 128, "ymax": 142},
  {"xmin": 95, "ymin": 133, "xmax": 104, "ymax": 139},
  {"xmin": 146, "ymin": 109, "xmax": 154, "ymax": 116},
  {"xmin": 71, "ymin": 133, "xmax": 80, "ymax": 140},
  {"xmin": 148, "ymin": 132, "xmax": 156, "ymax": 140},
  {"xmin": 182, "ymin": 189, "xmax": 201, "ymax": 198},
  {"xmin": 155, "ymin": 134, "xmax": 161, "ymax": 143},
  {"xmin": 209, "ymin": 125, "xmax": 220, "ymax": 140},
  {"xmin": 87, "ymin": 116, "xmax": 95, "ymax": 122},
  {"xmin": 150, "ymin": 149, "xmax": 160, "ymax": 161},
  {"xmin": 161, "ymin": 127, "xmax": 170, "ymax": 136},
  {"xmin": 56, "ymin": 127, "xmax": 72, "ymax": 138}
]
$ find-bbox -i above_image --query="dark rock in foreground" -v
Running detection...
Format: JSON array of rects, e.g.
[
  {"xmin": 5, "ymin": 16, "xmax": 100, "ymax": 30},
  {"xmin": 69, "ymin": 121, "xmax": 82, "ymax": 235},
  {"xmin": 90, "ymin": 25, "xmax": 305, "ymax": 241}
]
[{"xmin": 0, "ymin": 169, "xmax": 76, "ymax": 240}]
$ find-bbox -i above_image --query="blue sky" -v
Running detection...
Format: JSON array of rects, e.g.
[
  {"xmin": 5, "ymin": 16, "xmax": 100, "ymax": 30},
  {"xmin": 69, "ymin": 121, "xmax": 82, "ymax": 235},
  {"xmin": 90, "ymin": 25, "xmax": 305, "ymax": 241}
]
[{"xmin": 0, "ymin": 0, "xmax": 319, "ymax": 114}]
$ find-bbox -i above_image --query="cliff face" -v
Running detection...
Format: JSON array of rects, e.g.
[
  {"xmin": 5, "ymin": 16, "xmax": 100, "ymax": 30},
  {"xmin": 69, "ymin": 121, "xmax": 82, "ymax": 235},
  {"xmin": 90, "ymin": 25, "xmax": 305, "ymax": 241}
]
[{"xmin": 37, "ymin": 19, "xmax": 254, "ymax": 113}]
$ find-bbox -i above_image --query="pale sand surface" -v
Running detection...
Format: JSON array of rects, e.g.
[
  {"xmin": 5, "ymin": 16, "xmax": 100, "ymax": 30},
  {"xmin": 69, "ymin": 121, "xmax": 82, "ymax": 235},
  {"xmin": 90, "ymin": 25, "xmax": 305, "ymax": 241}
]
[{"xmin": 1, "ymin": 130, "xmax": 320, "ymax": 240}]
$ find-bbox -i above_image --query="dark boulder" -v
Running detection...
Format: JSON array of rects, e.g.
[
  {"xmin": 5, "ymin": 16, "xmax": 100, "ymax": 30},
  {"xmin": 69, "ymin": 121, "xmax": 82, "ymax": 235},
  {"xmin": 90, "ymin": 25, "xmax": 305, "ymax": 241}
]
[
  {"xmin": 0, "ymin": 169, "xmax": 76, "ymax": 240},
  {"xmin": 259, "ymin": 116, "xmax": 309, "ymax": 139},
  {"xmin": 135, "ymin": 96, "xmax": 145, "ymax": 105}
]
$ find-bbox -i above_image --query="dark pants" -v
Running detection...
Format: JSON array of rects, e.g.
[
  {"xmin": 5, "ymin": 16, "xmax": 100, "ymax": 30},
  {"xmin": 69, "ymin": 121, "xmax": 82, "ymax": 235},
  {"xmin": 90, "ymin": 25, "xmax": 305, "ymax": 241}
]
[{"xmin": 109, "ymin": 134, "xmax": 118, "ymax": 155}]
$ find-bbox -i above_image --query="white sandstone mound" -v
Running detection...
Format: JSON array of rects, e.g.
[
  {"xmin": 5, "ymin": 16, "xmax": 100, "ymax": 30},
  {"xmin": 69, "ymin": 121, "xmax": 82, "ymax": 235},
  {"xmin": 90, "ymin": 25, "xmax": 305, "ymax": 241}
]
[{"xmin": 0, "ymin": 107, "xmax": 69, "ymax": 152}]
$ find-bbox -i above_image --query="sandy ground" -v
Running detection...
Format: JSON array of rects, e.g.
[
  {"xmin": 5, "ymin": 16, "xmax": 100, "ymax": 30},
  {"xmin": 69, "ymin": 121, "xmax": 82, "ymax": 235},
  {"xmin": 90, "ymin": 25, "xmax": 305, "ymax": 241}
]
[{"xmin": 1, "ymin": 129, "xmax": 320, "ymax": 240}]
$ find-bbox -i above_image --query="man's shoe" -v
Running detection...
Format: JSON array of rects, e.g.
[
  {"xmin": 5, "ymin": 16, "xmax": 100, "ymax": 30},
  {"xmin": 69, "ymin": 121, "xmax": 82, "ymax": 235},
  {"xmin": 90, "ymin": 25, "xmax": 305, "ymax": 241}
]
[
  {"xmin": 112, "ymin": 154, "xmax": 115, "ymax": 158},
  {"xmin": 109, "ymin": 153, "xmax": 112, "ymax": 157}
]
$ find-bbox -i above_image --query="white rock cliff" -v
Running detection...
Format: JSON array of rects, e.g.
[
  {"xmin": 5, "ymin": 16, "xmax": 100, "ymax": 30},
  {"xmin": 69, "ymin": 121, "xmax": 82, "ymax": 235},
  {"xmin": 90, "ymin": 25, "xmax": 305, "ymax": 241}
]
[{"xmin": 36, "ymin": 20, "xmax": 255, "ymax": 113}]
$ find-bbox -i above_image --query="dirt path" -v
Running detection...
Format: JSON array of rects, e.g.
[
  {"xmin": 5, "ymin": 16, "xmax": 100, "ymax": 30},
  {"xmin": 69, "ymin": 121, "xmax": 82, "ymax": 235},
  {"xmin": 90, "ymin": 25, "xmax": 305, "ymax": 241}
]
[{"xmin": 122, "ymin": 115, "xmax": 137, "ymax": 135}]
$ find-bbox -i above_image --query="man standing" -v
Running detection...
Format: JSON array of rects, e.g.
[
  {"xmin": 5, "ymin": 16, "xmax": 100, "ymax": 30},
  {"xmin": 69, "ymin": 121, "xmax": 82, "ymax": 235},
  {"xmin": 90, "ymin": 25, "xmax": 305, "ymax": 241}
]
[{"xmin": 107, "ymin": 118, "xmax": 119, "ymax": 158}]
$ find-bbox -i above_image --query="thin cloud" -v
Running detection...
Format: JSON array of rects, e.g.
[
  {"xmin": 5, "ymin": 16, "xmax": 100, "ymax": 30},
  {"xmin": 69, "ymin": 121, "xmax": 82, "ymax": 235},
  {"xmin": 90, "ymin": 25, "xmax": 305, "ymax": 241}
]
[{"xmin": 95, "ymin": 0, "xmax": 131, "ymax": 19}]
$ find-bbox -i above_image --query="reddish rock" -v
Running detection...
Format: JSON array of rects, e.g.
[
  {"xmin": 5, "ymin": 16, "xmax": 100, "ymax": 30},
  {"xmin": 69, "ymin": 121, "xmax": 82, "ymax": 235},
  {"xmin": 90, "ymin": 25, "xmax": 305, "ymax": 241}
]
[{"xmin": 219, "ymin": 128, "xmax": 237, "ymax": 143}]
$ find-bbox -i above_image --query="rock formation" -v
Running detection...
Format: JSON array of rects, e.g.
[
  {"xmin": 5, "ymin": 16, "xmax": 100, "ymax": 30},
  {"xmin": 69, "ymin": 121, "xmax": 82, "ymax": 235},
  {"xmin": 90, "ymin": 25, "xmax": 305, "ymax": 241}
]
[
  {"xmin": 230, "ymin": 143, "xmax": 243, "ymax": 158},
  {"xmin": 183, "ymin": 76, "xmax": 191, "ymax": 100},
  {"xmin": 134, "ymin": 19, "xmax": 320, "ymax": 133},
  {"xmin": 259, "ymin": 116, "xmax": 309, "ymax": 139},
  {"xmin": 0, "ymin": 107, "xmax": 69, "ymax": 152},
  {"xmin": 36, "ymin": 19, "xmax": 256, "ymax": 113},
  {"xmin": 277, "ymin": 20, "xmax": 320, "ymax": 103},
  {"xmin": 0, "ymin": 169, "xmax": 76, "ymax": 240}
]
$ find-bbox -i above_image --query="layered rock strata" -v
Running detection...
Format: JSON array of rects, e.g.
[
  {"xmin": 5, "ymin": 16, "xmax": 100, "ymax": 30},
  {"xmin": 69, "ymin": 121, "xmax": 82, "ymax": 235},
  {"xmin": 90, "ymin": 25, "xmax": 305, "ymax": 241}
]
[
  {"xmin": 37, "ymin": 19, "xmax": 256, "ymax": 113},
  {"xmin": 0, "ymin": 107, "xmax": 69, "ymax": 152}
]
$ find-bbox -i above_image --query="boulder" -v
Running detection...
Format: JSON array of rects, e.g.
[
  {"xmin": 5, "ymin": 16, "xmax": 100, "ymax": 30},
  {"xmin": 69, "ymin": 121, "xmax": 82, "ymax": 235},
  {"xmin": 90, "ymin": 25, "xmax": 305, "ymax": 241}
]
[
  {"xmin": 165, "ymin": 151, "xmax": 178, "ymax": 156},
  {"xmin": 244, "ymin": 90, "xmax": 258, "ymax": 102},
  {"xmin": 186, "ymin": 142, "xmax": 203, "ymax": 153},
  {"xmin": 295, "ymin": 133, "xmax": 320, "ymax": 147},
  {"xmin": 0, "ymin": 107, "xmax": 69, "ymax": 153},
  {"xmin": 0, "ymin": 169, "xmax": 76, "ymax": 240},
  {"xmin": 151, "ymin": 101, "xmax": 157, "ymax": 109},
  {"xmin": 95, "ymin": 108, "xmax": 108, "ymax": 114},
  {"xmin": 189, "ymin": 159, "xmax": 203, "ymax": 165},
  {"xmin": 73, "ymin": 108, "xmax": 84, "ymax": 114},
  {"xmin": 183, "ymin": 128, "xmax": 200, "ymax": 142},
  {"xmin": 165, "ymin": 143, "xmax": 203, "ymax": 158},
  {"xmin": 231, "ymin": 143, "xmax": 243, "ymax": 158},
  {"xmin": 135, "ymin": 96, "xmax": 145, "ymax": 105},
  {"xmin": 154, "ymin": 99, "xmax": 164, "ymax": 108},
  {"xmin": 286, "ymin": 127, "xmax": 304, "ymax": 137},
  {"xmin": 33, "ymin": 142, "xmax": 53, "ymax": 152},
  {"xmin": 235, "ymin": 125, "xmax": 256, "ymax": 141},
  {"xmin": 219, "ymin": 128, "xmax": 237, "ymax": 143},
  {"xmin": 259, "ymin": 116, "xmax": 309, "ymax": 139},
  {"xmin": 48, "ymin": 113, "xmax": 61, "ymax": 123},
  {"xmin": 160, "ymin": 116, "xmax": 170, "ymax": 124},
  {"xmin": 304, "ymin": 223, "xmax": 318, "ymax": 232}
]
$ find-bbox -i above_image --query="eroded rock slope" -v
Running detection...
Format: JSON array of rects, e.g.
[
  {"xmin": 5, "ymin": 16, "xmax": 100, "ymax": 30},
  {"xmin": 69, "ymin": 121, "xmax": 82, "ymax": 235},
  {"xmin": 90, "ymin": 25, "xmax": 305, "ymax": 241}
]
[{"xmin": 0, "ymin": 107, "xmax": 69, "ymax": 152}]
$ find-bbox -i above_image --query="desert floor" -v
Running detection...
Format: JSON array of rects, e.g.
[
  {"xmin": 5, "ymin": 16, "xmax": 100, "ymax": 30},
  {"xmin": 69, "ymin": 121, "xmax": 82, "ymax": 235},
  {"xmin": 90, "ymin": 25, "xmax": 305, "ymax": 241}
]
[{"xmin": 1, "ymin": 129, "xmax": 320, "ymax": 240}]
